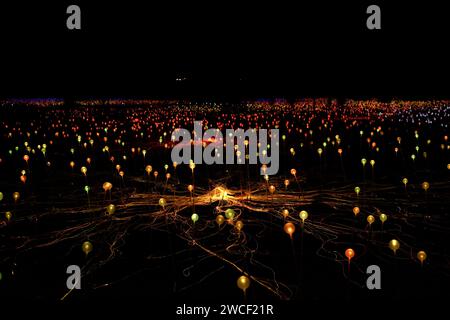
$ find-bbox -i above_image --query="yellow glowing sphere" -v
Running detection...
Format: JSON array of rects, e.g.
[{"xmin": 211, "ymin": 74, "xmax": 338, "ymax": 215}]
[
  {"xmin": 380, "ymin": 213, "xmax": 388, "ymax": 223},
  {"xmin": 115, "ymin": 164, "xmax": 121, "ymax": 171},
  {"xmin": 191, "ymin": 213, "xmax": 199, "ymax": 223},
  {"xmin": 317, "ymin": 148, "xmax": 323, "ymax": 156},
  {"xmin": 269, "ymin": 185, "xmax": 275, "ymax": 194},
  {"xmin": 370, "ymin": 160, "xmax": 375, "ymax": 167},
  {"xmin": 422, "ymin": 182, "xmax": 430, "ymax": 191},
  {"xmin": 216, "ymin": 214, "xmax": 225, "ymax": 226},
  {"xmin": 353, "ymin": 207, "xmax": 360, "ymax": 216},
  {"xmin": 237, "ymin": 275, "xmax": 250, "ymax": 292},
  {"xmin": 345, "ymin": 248, "xmax": 355, "ymax": 260},
  {"xmin": 70, "ymin": 161, "xmax": 75, "ymax": 169},
  {"xmin": 5, "ymin": 211, "xmax": 12, "ymax": 221},
  {"xmin": 82, "ymin": 241, "xmax": 93, "ymax": 255},
  {"xmin": 145, "ymin": 165, "xmax": 153, "ymax": 174},
  {"xmin": 367, "ymin": 215, "xmax": 375, "ymax": 225},
  {"xmin": 189, "ymin": 162, "xmax": 196, "ymax": 170},
  {"xmin": 402, "ymin": 178, "xmax": 408, "ymax": 185},
  {"xmin": 225, "ymin": 209, "xmax": 235, "ymax": 220},
  {"xmin": 13, "ymin": 192, "xmax": 20, "ymax": 202},
  {"xmin": 354, "ymin": 186, "xmax": 361, "ymax": 195},
  {"xmin": 389, "ymin": 239, "xmax": 400, "ymax": 254},
  {"xmin": 235, "ymin": 221, "xmax": 244, "ymax": 231},
  {"xmin": 282, "ymin": 209, "xmax": 289, "ymax": 218},
  {"xmin": 447, "ymin": 164, "xmax": 450, "ymax": 170},
  {"xmin": 417, "ymin": 251, "xmax": 427, "ymax": 264},
  {"xmin": 361, "ymin": 158, "xmax": 367, "ymax": 166},
  {"xmin": 284, "ymin": 222, "xmax": 296, "ymax": 237},
  {"xmin": 103, "ymin": 182, "xmax": 113, "ymax": 192},
  {"xmin": 159, "ymin": 198, "xmax": 167, "ymax": 207},
  {"xmin": 106, "ymin": 204, "xmax": 116, "ymax": 215},
  {"xmin": 81, "ymin": 166, "xmax": 87, "ymax": 175},
  {"xmin": 299, "ymin": 210, "xmax": 308, "ymax": 222},
  {"xmin": 0, "ymin": 192, "xmax": 3, "ymax": 202},
  {"xmin": 188, "ymin": 184, "xmax": 194, "ymax": 193},
  {"xmin": 290, "ymin": 169, "xmax": 297, "ymax": 176}
]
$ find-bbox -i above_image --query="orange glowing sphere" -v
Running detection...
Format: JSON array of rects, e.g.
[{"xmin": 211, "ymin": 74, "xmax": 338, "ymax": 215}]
[
  {"xmin": 345, "ymin": 248, "xmax": 355, "ymax": 260},
  {"xmin": 70, "ymin": 161, "xmax": 75, "ymax": 168},
  {"xmin": 119, "ymin": 171, "xmax": 124, "ymax": 177},
  {"xmin": 188, "ymin": 185, "xmax": 194, "ymax": 192},
  {"xmin": 23, "ymin": 155, "xmax": 29, "ymax": 162},
  {"xmin": 422, "ymin": 182, "xmax": 430, "ymax": 191},
  {"xmin": 290, "ymin": 169, "xmax": 297, "ymax": 176},
  {"xmin": 284, "ymin": 179, "xmax": 290, "ymax": 187},
  {"xmin": 166, "ymin": 173, "xmax": 171, "ymax": 179},
  {"xmin": 235, "ymin": 220, "xmax": 244, "ymax": 231},
  {"xmin": 153, "ymin": 171, "xmax": 158, "ymax": 178},
  {"xmin": 269, "ymin": 185, "xmax": 276, "ymax": 194},
  {"xmin": 145, "ymin": 165, "xmax": 153, "ymax": 174},
  {"xmin": 367, "ymin": 215, "xmax": 375, "ymax": 225},
  {"xmin": 282, "ymin": 209, "xmax": 289, "ymax": 218},
  {"xmin": 352, "ymin": 207, "xmax": 360, "ymax": 216},
  {"xmin": 283, "ymin": 222, "xmax": 296, "ymax": 236},
  {"xmin": 102, "ymin": 182, "xmax": 113, "ymax": 191},
  {"xmin": 216, "ymin": 214, "xmax": 225, "ymax": 226},
  {"xmin": 338, "ymin": 148, "xmax": 343, "ymax": 155},
  {"xmin": 13, "ymin": 192, "xmax": 20, "ymax": 202}
]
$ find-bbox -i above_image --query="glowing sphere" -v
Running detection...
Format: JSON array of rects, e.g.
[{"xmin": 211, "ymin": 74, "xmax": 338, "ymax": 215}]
[
  {"xmin": 235, "ymin": 220, "xmax": 244, "ymax": 231},
  {"xmin": 290, "ymin": 169, "xmax": 297, "ymax": 176},
  {"xmin": 338, "ymin": 148, "xmax": 343, "ymax": 155},
  {"xmin": 345, "ymin": 248, "xmax": 355, "ymax": 260},
  {"xmin": 13, "ymin": 192, "xmax": 20, "ymax": 202},
  {"xmin": 370, "ymin": 160, "xmax": 375, "ymax": 167},
  {"xmin": 106, "ymin": 204, "xmax": 116, "ymax": 215},
  {"xmin": 317, "ymin": 148, "xmax": 323, "ymax": 156},
  {"xmin": 380, "ymin": 213, "xmax": 388, "ymax": 223},
  {"xmin": 367, "ymin": 215, "xmax": 375, "ymax": 225},
  {"xmin": 159, "ymin": 198, "xmax": 167, "ymax": 207},
  {"xmin": 81, "ymin": 166, "xmax": 87, "ymax": 175},
  {"xmin": 191, "ymin": 213, "xmax": 199, "ymax": 223},
  {"xmin": 422, "ymin": 182, "xmax": 430, "ymax": 191},
  {"xmin": 299, "ymin": 210, "xmax": 308, "ymax": 222},
  {"xmin": 216, "ymin": 214, "xmax": 225, "ymax": 226},
  {"xmin": 237, "ymin": 275, "xmax": 250, "ymax": 292},
  {"xmin": 225, "ymin": 209, "xmax": 235, "ymax": 220},
  {"xmin": 145, "ymin": 165, "xmax": 153, "ymax": 174},
  {"xmin": 282, "ymin": 209, "xmax": 289, "ymax": 218},
  {"xmin": 361, "ymin": 158, "xmax": 367, "ymax": 166},
  {"xmin": 23, "ymin": 155, "xmax": 29, "ymax": 162},
  {"xmin": 354, "ymin": 186, "xmax": 361, "ymax": 195},
  {"xmin": 269, "ymin": 185, "xmax": 275, "ymax": 194},
  {"xmin": 188, "ymin": 185, "xmax": 194, "ymax": 193},
  {"xmin": 284, "ymin": 222, "xmax": 295, "ymax": 237},
  {"xmin": 402, "ymin": 178, "xmax": 408, "ymax": 185},
  {"xmin": 166, "ymin": 173, "xmax": 171, "ymax": 180},
  {"xmin": 447, "ymin": 164, "xmax": 450, "ymax": 170},
  {"xmin": 389, "ymin": 239, "xmax": 400, "ymax": 254},
  {"xmin": 154, "ymin": 171, "xmax": 158, "ymax": 178},
  {"xmin": 284, "ymin": 179, "xmax": 290, "ymax": 187},
  {"xmin": 5, "ymin": 211, "xmax": 12, "ymax": 221},
  {"xmin": 82, "ymin": 241, "xmax": 93, "ymax": 255},
  {"xmin": 0, "ymin": 192, "xmax": 3, "ymax": 202},
  {"xmin": 70, "ymin": 161, "xmax": 75, "ymax": 169},
  {"xmin": 189, "ymin": 162, "xmax": 196, "ymax": 170},
  {"xmin": 0, "ymin": 272, "xmax": 2, "ymax": 281},
  {"xmin": 84, "ymin": 186, "xmax": 90, "ymax": 193},
  {"xmin": 417, "ymin": 251, "xmax": 427, "ymax": 264},
  {"xmin": 103, "ymin": 182, "xmax": 113, "ymax": 192},
  {"xmin": 352, "ymin": 207, "xmax": 360, "ymax": 216}
]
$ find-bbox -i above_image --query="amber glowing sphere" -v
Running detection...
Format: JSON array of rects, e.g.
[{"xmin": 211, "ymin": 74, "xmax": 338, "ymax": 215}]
[
  {"xmin": 81, "ymin": 166, "xmax": 87, "ymax": 175},
  {"xmin": 290, "ymin": 169, "xmax": 297, "ymax": 176},
  {"xmin": 345, "ymin": 248, "xmax": 355, "ymax": 260},
  {"xmin": 367, "ymin": 215, "xmax": 375, "ymax": 225},
  {"xmin": 269, "ymin": 185, "xmax": 276, "ymax": 194},
  {"xmin": 352, "ymin": 207, "xmax": 360, "ymax": 216},
  {"xmin": 417, "ymin": 251, "xmax": 427, "ymax": 264},
  {"xmin": 188, "ymin": 185, "xmax": 194, "ymax": 193},
  {"xmin": 389, "ymin": 239, "xmax": 400, "ymax": 254},
  {"xmin": 282, "ymin": 209, "xmax": 289, "ymax": 218},
  {"xmin": 13, "ymin": 192, "xmax": 20, "ymax": 202},
  {"xmin": 145, "ymin": 165, "xmax": 152, "ymax": 174},
  {"xmin": 82, "ymin": 241, "xmax": 93, "ymax": 255},
  {"xmin": 422, "ymin": 182, "xmax": 430, "ymax": 191},
  {"xmin": 158, "ymin": 198, "xmax": 167, "ymax": 207},
  {"xmin": 106, "ymin": 204, "xmax": 116, "ymax": 215},
  {"xmin": 237, "ymin": 275, "xmax": 250, "ymax": 292},
  {"xmin": 235, "ymin": 220, "xmax": 244, "ymax": 231},
  {"xmin": 216, "ymin": 215, "xmax": 225, "ymax": 226}
]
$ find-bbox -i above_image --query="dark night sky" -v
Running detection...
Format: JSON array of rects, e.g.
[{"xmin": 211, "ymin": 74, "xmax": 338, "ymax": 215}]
[{"xmin": 0, "ymin": 1, "xmax": 449, "ymax": 99}]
